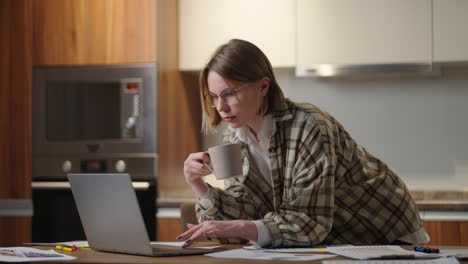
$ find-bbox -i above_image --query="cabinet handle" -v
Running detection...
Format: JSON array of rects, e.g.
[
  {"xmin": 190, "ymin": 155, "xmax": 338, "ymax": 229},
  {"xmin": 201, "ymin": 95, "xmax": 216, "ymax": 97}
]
[
  {"xmin": 32, "ymin": 182, "xmax": 71, "ymax": 190},
  {"xmin": 0, "ymin": 199, "xmax": 33, "ymax": 216}
]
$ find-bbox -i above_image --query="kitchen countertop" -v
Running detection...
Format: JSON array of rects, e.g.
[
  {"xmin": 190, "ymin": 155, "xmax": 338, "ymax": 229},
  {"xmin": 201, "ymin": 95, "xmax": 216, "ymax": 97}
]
[
  {"xmin": 157, "ymin": 190, "xmax": 468, "ymax": 211},
  {"xmin": 410, "ymin": 190, "xmax": 468, "ymax": 211}
]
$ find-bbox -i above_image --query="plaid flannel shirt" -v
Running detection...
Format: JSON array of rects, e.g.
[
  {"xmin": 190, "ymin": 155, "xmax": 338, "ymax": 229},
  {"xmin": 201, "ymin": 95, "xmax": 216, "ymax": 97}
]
[{"xmin": 196, "ymin": 99, "xmax": 423, "ymax": 247}]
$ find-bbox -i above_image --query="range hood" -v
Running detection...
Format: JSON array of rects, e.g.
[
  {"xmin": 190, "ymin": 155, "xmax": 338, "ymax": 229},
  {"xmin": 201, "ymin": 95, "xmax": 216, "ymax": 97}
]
[{"xmin": 295, "ymin": 63, "xmax": 441, "ymax": 77}]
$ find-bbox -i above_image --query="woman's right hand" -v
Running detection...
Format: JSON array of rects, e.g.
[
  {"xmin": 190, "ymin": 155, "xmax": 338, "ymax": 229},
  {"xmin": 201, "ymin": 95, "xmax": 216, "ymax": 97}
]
[
  {"xmin": 183, "ymin": 152, "xmax": 212, "ymax": 185},
  {"xmin": 184, "ymin": 152, "xmax": 212, "ymax": 199}
]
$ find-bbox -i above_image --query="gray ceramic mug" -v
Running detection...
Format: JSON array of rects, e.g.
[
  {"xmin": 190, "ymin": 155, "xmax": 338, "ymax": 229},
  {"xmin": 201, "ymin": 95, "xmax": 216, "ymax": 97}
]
[{"xmin": 204, "ymin": 143, "xmax": 243, "ymax": 180}]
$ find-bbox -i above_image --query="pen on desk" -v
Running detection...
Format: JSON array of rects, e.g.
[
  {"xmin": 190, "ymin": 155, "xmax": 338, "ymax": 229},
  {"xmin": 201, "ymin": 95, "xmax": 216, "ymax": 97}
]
[
  {"xmin": 425, "ymin": 246, "xmax": 440, "ymax": 253},
  {"xmin": 413, "ymin": 246, "xmax": 433, "ymax": 254},
  {"xmin": 56, "ymin": 245, "xmax": 77, "ymax": 252}
]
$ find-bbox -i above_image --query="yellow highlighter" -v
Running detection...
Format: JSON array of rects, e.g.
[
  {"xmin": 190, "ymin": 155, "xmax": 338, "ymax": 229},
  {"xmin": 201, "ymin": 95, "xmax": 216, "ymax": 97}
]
[
  {"xmin": 55, "ymin": 245, "xmax": 76, "ymax": 252},
  {"xmin": 311, "ymin": 248, "xmax": 328, "ymax": 253}
]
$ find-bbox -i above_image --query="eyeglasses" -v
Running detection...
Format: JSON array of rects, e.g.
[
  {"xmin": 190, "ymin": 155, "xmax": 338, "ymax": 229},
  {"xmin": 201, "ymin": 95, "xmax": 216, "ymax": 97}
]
[{"xmin": 208, "ymin": 83, "xmax": 249, "ymax": 108}]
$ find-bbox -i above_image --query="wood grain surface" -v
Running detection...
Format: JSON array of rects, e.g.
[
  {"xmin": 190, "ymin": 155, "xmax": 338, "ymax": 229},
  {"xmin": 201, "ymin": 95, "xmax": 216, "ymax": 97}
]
[
  {"xmin": 156, "ymin": 0, "xmax": 202, "ymax": 199},
  {"xmin": 0, "ymin": 0, "xmax": 33, "ymax": 246},
  {"xmin": 33, "ymin": 0, "xmax": 156, "ymax": 65},
  {"xmin": 156, "ymin": 218, "xmax": 182, "ymax": 241},
  {"xmin": 27, "ymin": 245, "xmax": 468, "ymax": 264},
  {"xmin": 424, "ymin": 221, "xmax": 468, "ymax": 246}
]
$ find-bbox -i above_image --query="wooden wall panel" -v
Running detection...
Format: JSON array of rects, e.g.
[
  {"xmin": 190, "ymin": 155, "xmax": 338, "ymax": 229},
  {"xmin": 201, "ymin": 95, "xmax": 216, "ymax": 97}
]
[
  {"xmin": 156, "ymin": 0, "xmax": 202, "ymax": 199},
  {"xmin": 0, "ymin": 218, "xmax": 31, "ymax": 247},
  {"xmin": 0, "ymin": 0, "xmax": 33, "ymax": 246},
  {"xmin": 424, "ymin": 221, "xmax": 468, "ymax": 246},
  {"xmin": 156, "ymin": 218, "xmax": 182, "ymax": 241},
  {"xmin": 461, "ymin": 222, "xmax": 468, "ymax": 246},
  {"xmin": 33, "ymin": 0, "xmax": 156, "ymax": 65}
]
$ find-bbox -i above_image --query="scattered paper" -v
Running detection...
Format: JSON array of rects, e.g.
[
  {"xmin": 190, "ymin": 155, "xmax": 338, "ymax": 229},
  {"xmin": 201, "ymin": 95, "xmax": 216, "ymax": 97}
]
[
  {"xmin": 438, "ymin": 249, "xmax": 468, "ymax": 257},
  {"xmin": 24, "ymin": 241, "xmax": 89, "ymax": 248},
  {"xmin": 326, "ymin": 246, "xmax": 440, "ymax": 260},
  {"xmin": 244, "ymin": 245, "xmax": 329, "ymax": 253},
  {"xmin": 150, "ymin": 241, "xmax": 220, "ymax": 249},
  {"xmin": 206, "ymin": 248, "xmax": 336, "ymax": 261},
  {"xmin": 0, "ymin": 247, "xmax": 76, "ymax": 262},
  {"xmin": 323, "ymin": 256, "xmax": 460, "ymax": 264}
]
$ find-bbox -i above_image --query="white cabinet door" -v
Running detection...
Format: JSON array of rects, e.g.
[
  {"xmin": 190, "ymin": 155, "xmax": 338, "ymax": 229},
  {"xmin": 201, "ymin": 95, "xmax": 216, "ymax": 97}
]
[
  {"xmin": 433, "ymin": 0, "xmax": 468, "ymax": 62},
  {"xmin": 297, "ymin": 0, "xmax": 432, "ymax": 68},
  {"xmin": 179, "ymin": 0, "xmax": 296, "ymax": 70}
]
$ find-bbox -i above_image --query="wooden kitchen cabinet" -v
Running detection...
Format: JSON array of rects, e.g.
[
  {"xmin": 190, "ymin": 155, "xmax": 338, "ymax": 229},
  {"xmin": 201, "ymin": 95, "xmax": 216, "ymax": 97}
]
[
  {"xmin": 34, "ymin": 0, "xmax": 156, "ymax": 65},
  {"xmin": 424, "ymin": 221, "xmax": 468, "ymax": 246},
  {"xmin": 157, "ymin": 218, "xmax": 182, "ymax": 241},
  {"xmin": 178, "ymin": 0, "xmax": 296, "ymax": 70},
  {"xmin": 1, "ymin": 0, "xmax": 202, "ymax": 245},
  {"xmin": 0, "ymin": 0, "xmax": 33, "ymax": 246},
  {"xmin": 32, "ymin": 0, "xmax": 201, "ymax": 200},
  {"xmin": 297, "ymin": 0, "xmax": 432, "ymax": 67},
  {"xmin": 433, "ymin": 0, "xmax": 468, "ymax": 62}
]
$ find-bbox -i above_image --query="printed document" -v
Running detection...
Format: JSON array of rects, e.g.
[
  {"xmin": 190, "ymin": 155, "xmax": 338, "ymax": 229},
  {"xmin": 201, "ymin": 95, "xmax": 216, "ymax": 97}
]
[
  {"xmin": 244, "ymin": 245, "xmax": 329, "ymax": 253},
  {"xmin": 24, "ymin": 241, "xmax": 89, "ymax": 248},
  {"xmin": 323, "ymin": 256, "xmax": 460, "ymax": 264},
  {"xmin": 206, "ymin": 248, "xmax": 336, "ymax": 261},
  {"xmin": 438, "ymin": 249, "xmax": 468, "ymax": 257},
  {"xmin": 0, "ymin": 247, "xmax": 76, "ymax": 262},
  {"xmin": 326, "ymin": 246, "xmax": 440, "ymax": 260}
]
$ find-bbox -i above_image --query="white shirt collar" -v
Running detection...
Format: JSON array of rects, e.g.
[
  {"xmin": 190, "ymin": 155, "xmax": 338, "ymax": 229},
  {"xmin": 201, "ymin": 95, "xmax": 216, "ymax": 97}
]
[{"xmin": 233, "ymin": 114, "xmax": 274, "ymax": 144}]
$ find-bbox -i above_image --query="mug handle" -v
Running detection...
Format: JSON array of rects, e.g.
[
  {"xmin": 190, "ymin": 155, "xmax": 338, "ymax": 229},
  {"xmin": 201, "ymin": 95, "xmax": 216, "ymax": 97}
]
[{"xmin": 202, "ymin": 152, "xmax": 214, "ymax": 174}]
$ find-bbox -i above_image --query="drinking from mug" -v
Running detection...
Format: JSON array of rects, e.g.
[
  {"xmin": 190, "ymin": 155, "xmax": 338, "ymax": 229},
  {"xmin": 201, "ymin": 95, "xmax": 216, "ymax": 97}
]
[{"xmin": 203, "ymin": 143, "xmax": 242, "ymax": 180}]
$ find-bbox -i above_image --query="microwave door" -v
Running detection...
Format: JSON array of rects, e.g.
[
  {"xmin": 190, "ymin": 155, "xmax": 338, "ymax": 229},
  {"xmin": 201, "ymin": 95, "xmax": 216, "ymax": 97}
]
[{"xmin": 121, "ymin": 78, "xmax": 143, "ymax": 139}]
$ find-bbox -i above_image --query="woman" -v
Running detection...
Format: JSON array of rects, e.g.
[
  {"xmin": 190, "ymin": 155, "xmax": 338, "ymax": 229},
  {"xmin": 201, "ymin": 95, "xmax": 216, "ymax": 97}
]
[{"xmin": 178, "ymin": 39, "xmax": 429, "ymax": 248}]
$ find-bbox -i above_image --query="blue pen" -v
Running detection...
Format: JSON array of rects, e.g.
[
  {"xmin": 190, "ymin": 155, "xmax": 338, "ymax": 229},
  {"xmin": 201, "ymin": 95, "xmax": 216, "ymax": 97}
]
[
  {"xmin": 425, "ymin": 246, "xmax": 440, "ymax": 253},
  {"xmin": 414, "ymin": 246, "xmax": 432, "ymax": 253}
]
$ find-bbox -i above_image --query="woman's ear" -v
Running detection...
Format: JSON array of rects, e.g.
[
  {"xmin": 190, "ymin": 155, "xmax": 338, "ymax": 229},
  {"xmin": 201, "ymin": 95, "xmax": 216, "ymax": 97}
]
[{"xmin": 260, "ymin": 77, "xmax": 270, "ymax": 96}]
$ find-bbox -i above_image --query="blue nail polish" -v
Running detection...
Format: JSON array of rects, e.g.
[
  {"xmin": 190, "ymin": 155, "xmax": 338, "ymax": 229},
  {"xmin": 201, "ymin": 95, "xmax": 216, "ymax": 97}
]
[
  {"xmin": 176, "ymin": 235, "xmax": 182, "ymax": 240},
  {"xmin": 182, "ymin": 239, "xmax": 191, "ymax": 248}
]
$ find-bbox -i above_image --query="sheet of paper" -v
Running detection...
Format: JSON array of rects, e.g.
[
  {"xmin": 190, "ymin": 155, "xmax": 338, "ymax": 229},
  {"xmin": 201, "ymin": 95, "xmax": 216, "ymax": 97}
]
[
  {"xmin": 326, "ymin": 246, "xmax": 428, "ymax": 260},
  {"xmin": 206, "ymin": 248, "xmax": 336, "ymax": 261},
  {"xmin": 0, "ymin": 247, "xmax": 76, "ymax": 262},
  {"xmin": 323, "ymin": 256, "xmax": 460, "ymax": 264},
  {"xmin": 439, "ymin": 249, "xmax": 468, "ymax": 257},
  {"xmin": 24, "ymin": 241, "xmax": 89, "ymax": 248},
  {"xmin": 150, "ymin": 241, "xmax": 220, "ymax": 249},
  {"xmin": 61, "ymin": 241, "xmax": 89, "ymax": 247},
  {"xmin": 244, "ymin": 245, "xmax": 329, "ymax": 253}
]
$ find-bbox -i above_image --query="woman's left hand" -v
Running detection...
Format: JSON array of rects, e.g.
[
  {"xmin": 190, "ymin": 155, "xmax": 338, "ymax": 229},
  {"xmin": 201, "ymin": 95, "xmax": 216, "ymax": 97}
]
[{"xmin": 176, "ymin": 220, "xmax": 258, "ymax": 248}]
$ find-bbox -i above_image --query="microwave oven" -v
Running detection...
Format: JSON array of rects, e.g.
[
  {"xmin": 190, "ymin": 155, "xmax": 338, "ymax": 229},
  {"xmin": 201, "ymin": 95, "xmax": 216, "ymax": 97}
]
[{"xmin": 32, "ymin": 64, "xmax": 157, "ymax": 180}]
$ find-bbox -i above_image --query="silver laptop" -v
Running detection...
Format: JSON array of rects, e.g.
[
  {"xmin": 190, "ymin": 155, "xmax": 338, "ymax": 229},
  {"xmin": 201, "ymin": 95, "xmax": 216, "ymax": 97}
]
[{"xmin": 68, "ymin": 173, "xmax": 220, "ymax": 257}]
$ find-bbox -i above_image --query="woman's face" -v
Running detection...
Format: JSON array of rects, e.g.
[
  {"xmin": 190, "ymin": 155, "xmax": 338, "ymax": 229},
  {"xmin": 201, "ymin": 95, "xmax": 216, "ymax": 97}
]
[{"xmin": 207, "ymin": 71, "xmax": 269, "ymax": 132}]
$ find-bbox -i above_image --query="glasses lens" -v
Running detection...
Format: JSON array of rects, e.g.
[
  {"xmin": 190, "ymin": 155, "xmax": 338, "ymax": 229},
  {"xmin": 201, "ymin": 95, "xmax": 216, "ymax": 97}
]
[
  {"xmin": 207, "ymin": 94, "xmax": 217, "ymax": 108},
  {"xmin": 223, "ymin": 92, "xmax": 238, "ymax": 105},
  {"xmin": 208, "ymin": 86, "xmax": 243, "ymax": 108},
  {"xmin": 210, "ymin": 98, "xmax": 218, "ymax": 108}
]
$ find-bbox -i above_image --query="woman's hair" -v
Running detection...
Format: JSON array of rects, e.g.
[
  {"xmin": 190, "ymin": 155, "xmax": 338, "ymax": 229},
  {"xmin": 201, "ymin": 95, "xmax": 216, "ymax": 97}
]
[{"xmin": 200, "ymin": 39, "xmax": 285, "ymax": 133}]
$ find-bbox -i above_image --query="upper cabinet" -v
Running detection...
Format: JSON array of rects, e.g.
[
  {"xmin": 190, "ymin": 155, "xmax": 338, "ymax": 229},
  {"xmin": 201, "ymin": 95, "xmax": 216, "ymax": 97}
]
[
  {"xmin": 178, "ymin": 0, "xmax": 296, "ymax": 71},
  {"xmin": 297, "ymin": 0, "xmax": 432, "ymax": 68},
  {"xmin": 179, "ymin": 0, "xmax": 468, "ymax": 71},
  {"xmin": 433, "ymin": 0, "xmax": 468, "ymax": 62},
  {"xmin": 34, "ymin": 0, "xmax": 156, "ymax": 66}
]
